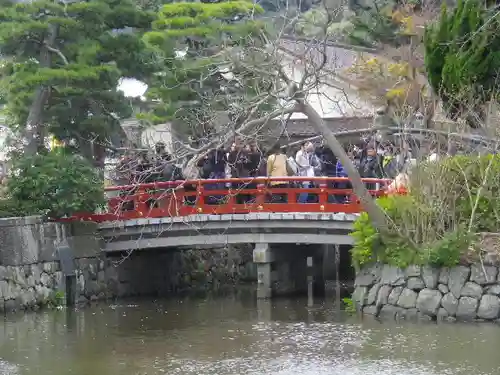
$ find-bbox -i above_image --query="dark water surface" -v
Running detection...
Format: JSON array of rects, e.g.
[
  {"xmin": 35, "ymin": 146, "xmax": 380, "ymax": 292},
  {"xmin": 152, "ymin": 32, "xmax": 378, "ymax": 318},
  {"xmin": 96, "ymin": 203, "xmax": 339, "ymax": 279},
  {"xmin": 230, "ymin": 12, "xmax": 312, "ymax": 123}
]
[{"xmin": 1, "ymin": 294, "xmax": 500, "ymax": 375}]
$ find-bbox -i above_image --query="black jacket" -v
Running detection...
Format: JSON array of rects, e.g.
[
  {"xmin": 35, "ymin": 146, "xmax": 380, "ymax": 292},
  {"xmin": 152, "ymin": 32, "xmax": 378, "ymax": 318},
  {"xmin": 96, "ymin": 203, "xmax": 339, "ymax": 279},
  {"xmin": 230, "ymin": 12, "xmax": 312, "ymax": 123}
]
[
  {"xmin": 359, "ymin": 155, "xmax": 383, "ymax": 178},
  {"xmin": 227, "ymin": 149, "xmax": 251, "ymax": 178}
]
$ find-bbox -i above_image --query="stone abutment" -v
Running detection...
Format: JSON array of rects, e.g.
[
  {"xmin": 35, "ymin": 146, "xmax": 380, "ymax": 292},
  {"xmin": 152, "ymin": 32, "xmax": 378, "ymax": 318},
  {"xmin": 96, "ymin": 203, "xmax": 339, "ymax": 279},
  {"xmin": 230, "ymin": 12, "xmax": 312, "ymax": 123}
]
[{"xmin": 354, "ymin": 262, "xmax": 500, "ymax": 322}]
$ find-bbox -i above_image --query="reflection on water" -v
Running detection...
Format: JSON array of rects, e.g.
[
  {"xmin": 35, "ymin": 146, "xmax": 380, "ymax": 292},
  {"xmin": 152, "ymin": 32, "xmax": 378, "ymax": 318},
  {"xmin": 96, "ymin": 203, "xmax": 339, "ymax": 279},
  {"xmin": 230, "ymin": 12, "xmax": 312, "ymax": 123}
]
[{"xmin": 1, "ymin": 294, "xmax": 499, "ymax": 375}]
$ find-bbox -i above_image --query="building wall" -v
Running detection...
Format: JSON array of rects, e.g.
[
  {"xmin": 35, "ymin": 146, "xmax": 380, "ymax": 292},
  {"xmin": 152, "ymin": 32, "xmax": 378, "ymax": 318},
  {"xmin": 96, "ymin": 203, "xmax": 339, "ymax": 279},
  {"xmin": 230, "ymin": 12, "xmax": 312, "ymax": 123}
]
[{"xmin": 140, "ymin": 122, "xmax": 175, "ymax": 154}]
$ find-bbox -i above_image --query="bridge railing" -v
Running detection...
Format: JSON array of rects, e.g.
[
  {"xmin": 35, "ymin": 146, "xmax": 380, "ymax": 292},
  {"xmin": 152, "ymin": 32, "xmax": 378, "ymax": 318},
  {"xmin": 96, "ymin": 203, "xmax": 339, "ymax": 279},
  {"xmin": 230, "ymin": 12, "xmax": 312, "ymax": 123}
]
[{"xmin": 68, "ymin": 177, "xmax": 392, "ymax": 222}]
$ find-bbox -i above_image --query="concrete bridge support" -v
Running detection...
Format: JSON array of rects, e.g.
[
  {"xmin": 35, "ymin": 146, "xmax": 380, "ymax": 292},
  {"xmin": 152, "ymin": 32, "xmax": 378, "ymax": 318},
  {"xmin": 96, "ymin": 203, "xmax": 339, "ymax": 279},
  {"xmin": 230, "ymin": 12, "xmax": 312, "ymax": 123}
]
[
  {"xmin": 254, "ymin": 243, "xmax": 274, "ymax": 299},
  {"xmin": 253, "ymin": 243, "xmax": 325, "ymax": 299},
  {"xmin": 322, "ymin": 244, "xmax": 355, "ymax": 282},
  {"xmin": 322, "ymin": 244, "xmax": 355, "ymax": 297}
]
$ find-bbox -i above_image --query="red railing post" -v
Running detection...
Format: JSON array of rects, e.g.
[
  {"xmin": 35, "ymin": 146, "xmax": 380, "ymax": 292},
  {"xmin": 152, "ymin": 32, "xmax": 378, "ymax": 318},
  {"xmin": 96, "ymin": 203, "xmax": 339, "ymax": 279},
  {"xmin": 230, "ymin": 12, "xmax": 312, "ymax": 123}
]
[
  {"xmin": 196, "ymin": 180, "xmax": 205, "ymax": 212},
  {"xmin": 225, "ymin": 179, "xmax": 235, "ymax": 209},
  {"xmin": 256, "ymin": 182, "xmax": 266, "ymax": 206},
  {"xmin": 169, "ymin": 183, "xmax": 184, "ymax": 216},
  {"xmin": 287, "ymin": 177, "xmax": 297, "ymax": 204},
  {"xmin": 135, "ymin": 187, "xmax": 148, "ymax": 218},
  {"xmin": 318, "ymin": 180, "xmax": 328, "ymax": 205}
]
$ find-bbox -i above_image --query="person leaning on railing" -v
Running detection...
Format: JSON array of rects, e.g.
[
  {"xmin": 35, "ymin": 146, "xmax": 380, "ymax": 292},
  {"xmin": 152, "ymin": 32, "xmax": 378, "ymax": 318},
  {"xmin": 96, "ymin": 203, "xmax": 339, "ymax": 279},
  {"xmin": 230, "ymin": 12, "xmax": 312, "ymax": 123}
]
[
  {"xmin": 334, "ymin": 158, "xmax": 350, "ymax": 203},
  {"xmin": 295, "ymin": 141, "xmax": 315, "ymax": 203},
  {"xmin": 244, "ymin": 141, "xmax": 262, "ymax": 203},
  {"xmin": 359, "ymin": 144, "xmax": 383, "ymax": 191},
  {"xmin": 266, "ymin": 144, "xmax": 292, "ymax": 203},
  {"xmin": 227, "ymin": 142, "xmax": 253, "ymax": 204}
]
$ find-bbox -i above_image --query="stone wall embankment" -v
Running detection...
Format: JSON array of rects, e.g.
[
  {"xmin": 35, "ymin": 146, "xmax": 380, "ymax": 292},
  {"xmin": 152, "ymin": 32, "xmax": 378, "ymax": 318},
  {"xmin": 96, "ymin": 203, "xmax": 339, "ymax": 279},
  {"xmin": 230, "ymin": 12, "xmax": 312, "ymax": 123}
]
[
  {"xmin": 0, "ymin": 216, "xmax": 256, "ymax": 314},
  {"xmin": 0, "ymin": 216, "xmax": 108, "ymax": 313},
  {"xmin": 354, "ymin": 263, "xmax": 500, "ymax": 322},
  {"xmin": 105, "ymin": 245, "xmax": 256, "ymax": 298}
]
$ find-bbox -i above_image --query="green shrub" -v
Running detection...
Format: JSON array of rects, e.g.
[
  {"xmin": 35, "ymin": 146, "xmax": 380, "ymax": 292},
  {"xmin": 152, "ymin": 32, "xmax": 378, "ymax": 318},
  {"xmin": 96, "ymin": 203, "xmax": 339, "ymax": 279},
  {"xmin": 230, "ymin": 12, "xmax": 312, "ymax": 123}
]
[
  {"xmin": 412, "ymin": 155, "xmax": 500, "ymax": 233},
  {"xmin": 350, "ymin": 195, "xmax": 418, "ymax": 269},
  {"xmin": 425, "ymin": 229, "xmax": 474, "ymax": 267},
  {"xmin": 449, "ymin": 155, "xmax": 500, "ymax": 232},
  {"xmin": 381, "ymin": 235, "xmax": 421, "ymax": 268},
  {"xmin": 350, "ymin": 155, "xmax": 495, "ymax": 269},
  {"xmin": 5, "ymin": 149, "xmax": 104, "ymax": 218},
  {"xmin": 350, "ymin": 194, "xmax": 475, "ymax": 269},
  {"xmin": 350, "ymin": 211, "xmax": 380, "ymax": 268},
  {"xmin": 0, "ymin": 197, "xmax": 23, "ymax": 217},
  {"xmin": 342, "ymin": 297, "xmax": 356, "ymax": 315}
]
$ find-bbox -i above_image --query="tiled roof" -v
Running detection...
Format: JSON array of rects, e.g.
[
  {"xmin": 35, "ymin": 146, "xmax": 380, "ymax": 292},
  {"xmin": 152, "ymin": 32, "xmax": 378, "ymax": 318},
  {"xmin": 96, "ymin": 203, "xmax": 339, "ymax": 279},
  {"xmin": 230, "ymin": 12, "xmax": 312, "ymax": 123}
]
[
  {"xmin": 262, "ymin": 116, "xmax": 373, "ymax": 140},
  {"xmin": 277, "ymin": 38, "xmax": 375, "ymax": 72}
]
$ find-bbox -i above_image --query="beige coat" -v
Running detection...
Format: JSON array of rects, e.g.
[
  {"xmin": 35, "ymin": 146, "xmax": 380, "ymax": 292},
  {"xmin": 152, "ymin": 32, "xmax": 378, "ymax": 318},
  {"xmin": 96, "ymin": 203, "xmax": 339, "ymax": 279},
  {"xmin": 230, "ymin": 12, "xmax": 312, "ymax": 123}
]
[{"xmin": 267, "ymin": 153, "xmax": 288, "ymax": 185}]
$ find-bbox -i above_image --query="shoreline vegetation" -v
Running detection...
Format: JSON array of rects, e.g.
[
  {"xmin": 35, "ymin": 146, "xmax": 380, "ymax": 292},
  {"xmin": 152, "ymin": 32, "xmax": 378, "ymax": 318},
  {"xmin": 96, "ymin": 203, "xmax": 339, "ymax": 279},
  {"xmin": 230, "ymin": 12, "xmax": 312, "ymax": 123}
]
[{"xmin": 350, "ymin": 155, "xmax": 500, "ymax": 271}]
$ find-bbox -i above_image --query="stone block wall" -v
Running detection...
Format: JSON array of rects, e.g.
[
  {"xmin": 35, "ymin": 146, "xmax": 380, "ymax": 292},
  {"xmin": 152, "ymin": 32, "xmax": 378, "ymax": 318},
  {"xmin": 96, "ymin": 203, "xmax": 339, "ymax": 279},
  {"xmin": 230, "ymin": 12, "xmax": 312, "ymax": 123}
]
[
  {"xmin": 0, "ymin": 261, "xmax": 63, "ymax": 312},
  {"xmin": 105, "ymin": 245, "xmax": 256, "ymax": 298},
  {"xmin": 0, "ymin": 216, "xmax": 257, "ymax": 314},
  {"xmin": 354, "ymin": 263, "xmax": 500, "ymax": 322},
  {"xmin": 0, "ymin": 216, "xmax": 108, "ymax": 313}
]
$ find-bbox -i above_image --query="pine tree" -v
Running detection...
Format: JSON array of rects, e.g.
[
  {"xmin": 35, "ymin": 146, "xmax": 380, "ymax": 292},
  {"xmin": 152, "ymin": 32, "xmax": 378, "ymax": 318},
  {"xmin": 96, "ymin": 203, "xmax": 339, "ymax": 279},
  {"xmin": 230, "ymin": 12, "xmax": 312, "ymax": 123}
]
[
  {"xmin": 0, "ymin": 0, "xmax": 157, "ymax": 165},
  {"xmin": 424, "ymin": 0, "xmax": 500, "ymax": 127},
  {"xmin": 141, "ymin": 0, "xmax": 272, "ymax": 144},
  {"xmin": 346, "ymin": 0, "xmax": 416, "ymax": 48},
  {"xmin": 348, "ymin": 1, "xmax": 400, "ymax": 47}
]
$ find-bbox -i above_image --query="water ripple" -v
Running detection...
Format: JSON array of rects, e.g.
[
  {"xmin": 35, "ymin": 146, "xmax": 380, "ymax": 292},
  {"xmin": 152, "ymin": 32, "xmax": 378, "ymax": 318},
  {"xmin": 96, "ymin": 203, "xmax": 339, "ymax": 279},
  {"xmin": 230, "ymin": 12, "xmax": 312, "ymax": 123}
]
[
  {"xmin": 0, "ymin": 360, "xmax": 18, "ymax": 375},
  {"xmin": 0, "ymin": 298, "xmax": 499, "ymax": 375}
]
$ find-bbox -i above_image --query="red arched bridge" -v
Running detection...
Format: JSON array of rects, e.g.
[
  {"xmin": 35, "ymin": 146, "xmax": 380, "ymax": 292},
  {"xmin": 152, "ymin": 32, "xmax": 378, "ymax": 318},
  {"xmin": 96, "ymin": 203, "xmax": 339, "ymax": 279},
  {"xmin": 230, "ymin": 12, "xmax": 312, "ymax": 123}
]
[
  {"xmin": 60, "ymin": 177, "xmax": 391, "ymax": 299},
  {"xmin": 65, "ymin": 177, "xmax": 390, "ymax": 252}
]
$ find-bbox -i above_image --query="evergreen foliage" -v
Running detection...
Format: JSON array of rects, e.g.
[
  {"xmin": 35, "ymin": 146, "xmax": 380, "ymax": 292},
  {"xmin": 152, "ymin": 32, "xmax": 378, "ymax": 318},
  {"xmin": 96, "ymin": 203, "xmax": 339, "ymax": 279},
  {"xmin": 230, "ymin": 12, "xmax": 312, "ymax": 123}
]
[
  {"xmin": 424, "ymin": 0, "xmax": 500, "ymax": 125},
  {"xmin": 142, "ymin": 0, "xmax": 272, "ymax": 143},
  {"xmin": 294, "ymin": 7, "xmax": 350, "ymax": 38},
  {"xmin": 347, "ymin": 0, "xmax": 415, "ymax": 48},
  {"xmin": 0, "ymin": 0, "xmax": 157, "ymax": 160},
  {"xmin": 1, "ymin": 149, "xmax": 104, "ymax": 218},
  {"xmin": 348, "ymin": 1, "xmax": 400, "ymax": 47},
  {"xmin": 257, "ymin": 0, "xmax": 290, "ymax": 12}
]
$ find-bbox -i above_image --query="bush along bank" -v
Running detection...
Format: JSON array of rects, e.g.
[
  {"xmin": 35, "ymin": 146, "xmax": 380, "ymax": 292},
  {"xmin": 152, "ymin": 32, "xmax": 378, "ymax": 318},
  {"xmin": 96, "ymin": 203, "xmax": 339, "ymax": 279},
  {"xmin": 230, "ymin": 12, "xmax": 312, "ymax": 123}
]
[
  {"xmin": 349, "ymin": 156, "xmax": 500, "ymax": 322},
  {"xmin": 354, "ymin": 262, "xmax": 500, "ymax": 321},
  {"xmin": 350, "ymin": 156, "xmax": 500, "ymax": 271}
]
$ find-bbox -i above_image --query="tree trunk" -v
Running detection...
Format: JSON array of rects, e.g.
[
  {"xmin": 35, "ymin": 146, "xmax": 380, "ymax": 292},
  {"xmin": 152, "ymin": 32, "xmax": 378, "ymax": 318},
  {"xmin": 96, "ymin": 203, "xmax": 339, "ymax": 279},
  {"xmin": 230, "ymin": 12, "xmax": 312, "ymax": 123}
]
[
  {"xmin": 24, "ymin": 87, "xmax": 50, "ymax": 155},
  {"xmin": 79, "ymin": 137, "xmax": 94, "ymax": 163},
  {"xmin": 298, "ymin": 101, "xmax": 390, "ymax": 231},
  {"xmin": 93, "ymin": 141, "xmax": 106, "ymax": 180},
  {"xmin": 24, "ymin": 24, "xmax": 59, "ymax": 155}
]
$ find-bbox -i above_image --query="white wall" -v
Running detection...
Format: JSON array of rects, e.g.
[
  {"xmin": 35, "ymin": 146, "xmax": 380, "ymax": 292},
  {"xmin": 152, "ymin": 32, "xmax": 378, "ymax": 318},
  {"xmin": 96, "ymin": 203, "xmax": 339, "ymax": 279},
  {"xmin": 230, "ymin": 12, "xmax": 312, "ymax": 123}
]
[
  {"xmin": 140, "ymin": 122, "xmax": 175, "ymax": 154},
  {"xmin": 280, "ymin": 55, "xmax": 375, "ymax": 120}
]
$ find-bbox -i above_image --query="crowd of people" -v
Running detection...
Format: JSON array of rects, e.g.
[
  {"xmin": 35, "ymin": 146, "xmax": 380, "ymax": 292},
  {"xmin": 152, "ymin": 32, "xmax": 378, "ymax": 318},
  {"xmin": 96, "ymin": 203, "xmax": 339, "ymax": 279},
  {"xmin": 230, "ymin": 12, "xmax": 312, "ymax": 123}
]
[{"xmin": 113, "ymin": 138, "xmax": 414, "ymax": 203}]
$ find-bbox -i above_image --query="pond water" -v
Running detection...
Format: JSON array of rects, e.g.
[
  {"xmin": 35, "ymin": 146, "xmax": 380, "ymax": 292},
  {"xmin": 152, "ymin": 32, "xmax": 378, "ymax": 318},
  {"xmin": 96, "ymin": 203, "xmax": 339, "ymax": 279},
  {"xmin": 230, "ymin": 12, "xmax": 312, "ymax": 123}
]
[{"xmin": 0, "ymin": 294, "xmax": 499, "ymax": 375}]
